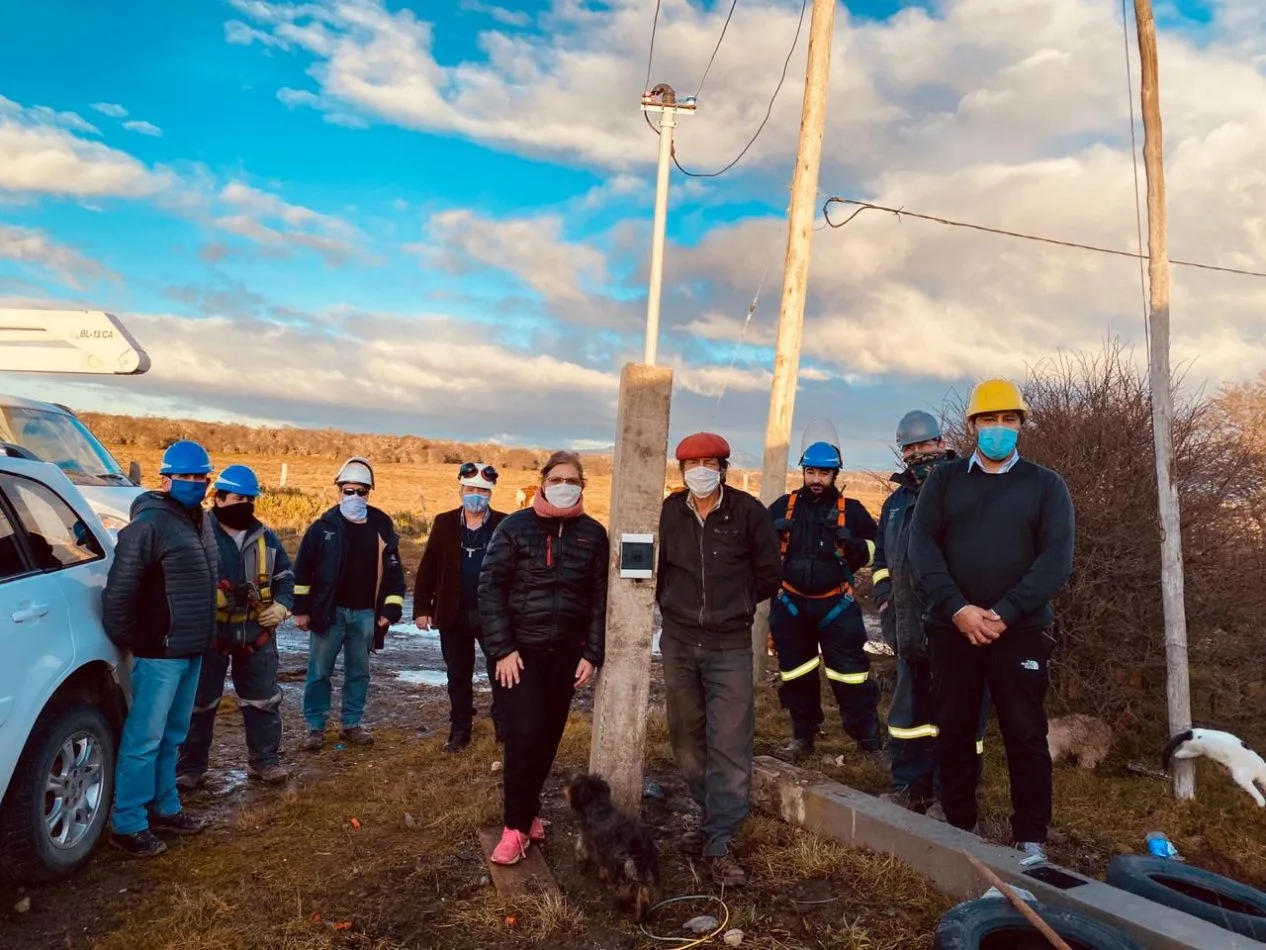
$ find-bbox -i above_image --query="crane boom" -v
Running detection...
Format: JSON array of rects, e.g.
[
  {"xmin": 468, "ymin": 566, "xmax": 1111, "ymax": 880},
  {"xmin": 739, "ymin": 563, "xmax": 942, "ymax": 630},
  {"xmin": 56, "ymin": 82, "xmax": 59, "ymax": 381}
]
[{"xmin": 0, "ymin": 309, "xmax": 150, "ymax": 375}]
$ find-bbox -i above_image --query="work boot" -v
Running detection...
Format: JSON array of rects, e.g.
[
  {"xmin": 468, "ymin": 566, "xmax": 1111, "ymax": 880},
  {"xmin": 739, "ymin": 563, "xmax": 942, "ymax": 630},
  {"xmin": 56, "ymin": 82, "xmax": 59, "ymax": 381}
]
[
  {"xmin": 303, "ymin": 730, "xmax": 325, "ymax": 752},
  {"xmin": 149, "ymin": 811, "xmax": 207, "ymax": 836},
  {"xmin": 249, "ymin": 763, "xmax": 291, "ymax": 784},
  {"xmin": 174, "ymin": 771, "xmax": 202, "ymax": 791},
  {"xmin": 707, "ymin": 851, "xmax": 747, "ymax": 887},
  {"xmin": 110, "ymin": 829, "xmax": 168, "ymax": 858},
  {"xmin": 340, "ymin": 726, "xmax": 374, "ymax": 746},
  {"xmin": 925, "ymin": 801, "xmax": 948, "ymax": 823},
  {"xmin": 878, "ymin": 788, "xmax": 930, "ymax": 813},
  {"xmin": 782, "ymin": 736, "xmax": 814, "ymax": 763},
  {"xmin": 442, "ymin": 729, "xmax": 472, "ymax": 754}
]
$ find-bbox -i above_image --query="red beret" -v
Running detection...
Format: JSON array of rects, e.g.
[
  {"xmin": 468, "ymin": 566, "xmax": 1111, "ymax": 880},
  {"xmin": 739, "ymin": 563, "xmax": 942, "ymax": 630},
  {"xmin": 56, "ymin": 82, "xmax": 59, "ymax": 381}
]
[{"xmin": 675, "ymin": 432, "xmax": 731, "ymax": 462}]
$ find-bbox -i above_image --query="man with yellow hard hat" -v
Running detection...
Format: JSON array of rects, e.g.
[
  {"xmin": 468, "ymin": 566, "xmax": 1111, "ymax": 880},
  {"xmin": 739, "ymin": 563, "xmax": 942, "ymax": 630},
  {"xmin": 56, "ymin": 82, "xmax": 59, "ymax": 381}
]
[{"xmin": 908, "ymin": 378, "xmax": 1074, "ymax": 862}]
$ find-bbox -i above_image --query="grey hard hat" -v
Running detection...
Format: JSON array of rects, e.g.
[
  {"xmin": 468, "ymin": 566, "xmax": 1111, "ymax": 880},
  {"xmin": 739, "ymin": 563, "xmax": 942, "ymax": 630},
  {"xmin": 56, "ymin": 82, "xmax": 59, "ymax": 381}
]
[{"xmin": 896, "ymin": 410, "xmax": 942, "ymax": 447}]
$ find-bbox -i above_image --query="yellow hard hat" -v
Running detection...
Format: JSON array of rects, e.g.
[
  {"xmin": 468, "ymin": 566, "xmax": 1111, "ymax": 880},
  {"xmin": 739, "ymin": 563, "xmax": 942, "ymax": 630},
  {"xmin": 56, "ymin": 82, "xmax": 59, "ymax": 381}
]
[{"xmin": 966, "ymin": 378, "xmax": 1028, "ymax": 419}]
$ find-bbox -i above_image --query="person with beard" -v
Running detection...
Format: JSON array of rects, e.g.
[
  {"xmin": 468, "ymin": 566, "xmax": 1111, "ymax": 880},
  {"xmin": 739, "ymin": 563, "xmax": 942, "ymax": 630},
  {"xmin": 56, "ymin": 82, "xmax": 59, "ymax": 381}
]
[
  {"xmin": 176, "ymin": 465, "xmax": 294, "ymax": 789},
  {"xmin": 767, "ymin": 421, "xmax": 882, "ymax": 763},
  {"xmin": 872, "ymin": 412, "xmax": 986, "ymax": 821}
]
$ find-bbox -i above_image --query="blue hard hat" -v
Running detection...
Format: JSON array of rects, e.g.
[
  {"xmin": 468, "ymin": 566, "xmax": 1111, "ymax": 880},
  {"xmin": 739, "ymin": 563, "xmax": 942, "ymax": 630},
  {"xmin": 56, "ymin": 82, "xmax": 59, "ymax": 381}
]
[
  {"xmin": 159, "ymin": 439, "xmax": 213, "ymax": 476},
  {"xmin": 800, "ymin": 441, "xmax": 842, "ymax": 469},
  {"xmin": 214, "ymin": 464, "xmax": 261, "ymax": 497}
]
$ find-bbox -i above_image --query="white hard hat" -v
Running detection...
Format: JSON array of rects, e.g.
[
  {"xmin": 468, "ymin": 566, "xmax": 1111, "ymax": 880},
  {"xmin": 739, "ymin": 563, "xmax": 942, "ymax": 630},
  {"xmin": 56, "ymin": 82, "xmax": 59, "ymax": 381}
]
[
  {"xmin": 335, "ymin": 456, "xmax": 374, "ymax": 488},
  {"xmin": 458, "ymin": 461, "xmax": 498, "ymax": 491}
]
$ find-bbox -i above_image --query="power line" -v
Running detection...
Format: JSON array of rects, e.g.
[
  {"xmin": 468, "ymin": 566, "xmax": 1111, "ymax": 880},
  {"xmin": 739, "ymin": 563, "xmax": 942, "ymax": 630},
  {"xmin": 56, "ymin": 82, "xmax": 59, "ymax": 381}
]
[
  {"xmin": 821, "ymin": 197, "xmax": 1266, "ymax": 279},
  {"xmin": 695, "ymin": 0, "xmax": 740, "ymax": 99},
  {"xmin": 661, "ymin": 0, "xmax": 809, "ymax": 179},
  {"xmin": 644, "ymin": 0, "xmax": 661, "ymax": 94}
]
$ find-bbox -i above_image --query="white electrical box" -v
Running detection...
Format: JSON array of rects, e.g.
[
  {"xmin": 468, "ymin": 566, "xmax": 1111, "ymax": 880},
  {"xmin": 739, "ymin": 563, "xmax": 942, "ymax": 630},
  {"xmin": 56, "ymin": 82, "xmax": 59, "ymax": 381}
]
[{"xmin": 619, "ymin": 532, "xmax": 655, "ymax": 579}]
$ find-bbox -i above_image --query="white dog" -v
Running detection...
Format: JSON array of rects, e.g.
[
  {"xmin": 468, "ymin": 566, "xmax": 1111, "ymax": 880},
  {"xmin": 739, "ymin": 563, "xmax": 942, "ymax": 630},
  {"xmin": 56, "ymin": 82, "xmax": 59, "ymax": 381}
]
[{"xmin": 1162, "ymin": 728, "xmax": 1266, "ymax": 807}]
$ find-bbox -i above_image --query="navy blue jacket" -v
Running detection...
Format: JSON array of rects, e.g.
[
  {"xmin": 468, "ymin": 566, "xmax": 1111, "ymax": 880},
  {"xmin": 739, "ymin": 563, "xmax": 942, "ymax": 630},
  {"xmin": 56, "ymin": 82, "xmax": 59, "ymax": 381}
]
[
  {"xmin": 211, "ymin": 511, "xmax": 294, "ymax": 647},
  {"xmin": 768, "ymin": 486, "xmax": 877, "ymax": 597}
]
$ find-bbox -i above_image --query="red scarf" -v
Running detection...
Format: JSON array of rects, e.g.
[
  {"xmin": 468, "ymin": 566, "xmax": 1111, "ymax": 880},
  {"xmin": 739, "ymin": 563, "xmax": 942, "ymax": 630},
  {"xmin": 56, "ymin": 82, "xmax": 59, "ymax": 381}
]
[{"xmin": 533, "ymin": 489, "xmax": 584, "ymax": 520}]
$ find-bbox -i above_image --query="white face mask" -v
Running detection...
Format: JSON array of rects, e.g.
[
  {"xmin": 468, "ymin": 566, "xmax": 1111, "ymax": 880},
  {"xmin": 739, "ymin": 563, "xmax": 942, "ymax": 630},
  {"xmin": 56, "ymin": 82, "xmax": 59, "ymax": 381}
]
[
  {"xmin": 684, "ymin": 467, "xmax": 722, "ymax": 497},
  {"xmin": 543, "ymin": 483, "xmax": 582, "ymax": 509}
]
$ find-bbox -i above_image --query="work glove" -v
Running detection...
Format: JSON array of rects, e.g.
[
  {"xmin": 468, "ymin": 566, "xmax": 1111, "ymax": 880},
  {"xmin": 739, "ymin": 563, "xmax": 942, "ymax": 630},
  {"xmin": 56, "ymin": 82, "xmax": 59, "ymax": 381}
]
[{"xmin": 257, "ymin": 602, "xmax": 289, "ymax": 628}]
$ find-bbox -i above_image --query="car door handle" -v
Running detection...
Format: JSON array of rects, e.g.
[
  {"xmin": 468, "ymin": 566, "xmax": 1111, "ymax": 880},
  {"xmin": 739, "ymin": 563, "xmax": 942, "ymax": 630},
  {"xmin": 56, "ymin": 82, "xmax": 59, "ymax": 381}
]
[{"xmin": 12, "ymin": 603, "xmax": 50, "ymax": 623}]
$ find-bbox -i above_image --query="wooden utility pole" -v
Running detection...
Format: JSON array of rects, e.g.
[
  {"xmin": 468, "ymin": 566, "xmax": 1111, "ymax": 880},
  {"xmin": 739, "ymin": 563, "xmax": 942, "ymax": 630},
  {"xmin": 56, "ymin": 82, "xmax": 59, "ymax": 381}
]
[
  {"xmin": 1133, "ymin": 0, "xmax": 1194, "ymax": 800},
  {"xmin": 753, "ymin": 0, "xmax": 837, "ymax": 682}
]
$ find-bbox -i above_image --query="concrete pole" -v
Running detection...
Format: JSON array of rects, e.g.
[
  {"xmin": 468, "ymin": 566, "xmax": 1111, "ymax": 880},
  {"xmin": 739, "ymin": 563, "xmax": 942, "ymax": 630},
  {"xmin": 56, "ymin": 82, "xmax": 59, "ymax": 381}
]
[
  {"xmin": 1132, "ymin": 0, "xmax": 1193, "ymax": 800},
  {"xmin": 752, "ymin": 0, "xmax": 837, "ymax": 683},
  {"xmin": 589, "ymin": 363, "xmax": 674, "ymax": 813}
]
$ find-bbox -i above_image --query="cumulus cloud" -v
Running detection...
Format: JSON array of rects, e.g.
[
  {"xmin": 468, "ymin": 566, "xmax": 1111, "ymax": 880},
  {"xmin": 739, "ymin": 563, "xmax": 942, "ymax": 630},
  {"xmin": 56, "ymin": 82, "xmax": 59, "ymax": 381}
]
[
  {"xmin": 0, "ymin": 224, "xmax": 116, "ymax": 289},
  {"xmin": 122, "ymin": 120, "xmax": 163, "ymax": 137},
  {"xmin": 212, "ymin": 180, "xmax": 362, "ymax": 265}
]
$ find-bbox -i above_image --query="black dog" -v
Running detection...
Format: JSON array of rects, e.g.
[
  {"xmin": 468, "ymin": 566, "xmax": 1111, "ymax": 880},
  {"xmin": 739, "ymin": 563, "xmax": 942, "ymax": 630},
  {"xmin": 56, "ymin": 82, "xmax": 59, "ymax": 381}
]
[{"xmin": 564, "ymin": 773, "xmax": 661, "ymax": 921}]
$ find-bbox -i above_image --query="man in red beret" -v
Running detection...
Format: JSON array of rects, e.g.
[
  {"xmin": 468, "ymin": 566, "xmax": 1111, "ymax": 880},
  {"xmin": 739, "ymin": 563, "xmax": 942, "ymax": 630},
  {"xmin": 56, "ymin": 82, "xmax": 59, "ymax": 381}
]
[
  {"xmin": 767, "ymin": 421, "xmax": 883, "ymax": 764},
  {"xmin": 655, "ymin": 431, "xmax": 783, "ymax": 887}
]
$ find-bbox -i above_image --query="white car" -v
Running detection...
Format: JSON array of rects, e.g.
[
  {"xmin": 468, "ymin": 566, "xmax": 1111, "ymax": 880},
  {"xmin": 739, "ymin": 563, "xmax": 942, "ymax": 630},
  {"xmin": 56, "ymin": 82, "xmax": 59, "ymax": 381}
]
[{"xmin": 0, "ymin": 453, "xmax": 127, "ymax": 882}]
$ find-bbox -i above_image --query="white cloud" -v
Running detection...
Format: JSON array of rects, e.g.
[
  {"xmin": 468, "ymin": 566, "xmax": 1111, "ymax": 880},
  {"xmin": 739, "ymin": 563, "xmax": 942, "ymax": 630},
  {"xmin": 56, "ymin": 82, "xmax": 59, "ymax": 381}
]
[
  {"xmin": 459, "ymin": 0, "xmax": 531, "ymax": 28},
  {"xmin": 415, "ymin": 208, "xmax": 607, "ymax": 302},
  {"xmin": 0, "ymin": 224, "xmax": 116, "ymax": 289},
  {"xmin": 224, "ymin": 19, "xmax": 290, "ymax": 48},
  {"xmin": 211, "ymin": 180, "xmax": 362, "ymax": 265},
  {"xmin": 0, "ymin": 96, "xmax": 172, "ymax": 198},
  {"xmin": 90, "ymin": 102, "xmax": 128, "ymax": 118},
  {"xmin": 122, "ymin": 120, "xmax": 163, "ymax": 137}
]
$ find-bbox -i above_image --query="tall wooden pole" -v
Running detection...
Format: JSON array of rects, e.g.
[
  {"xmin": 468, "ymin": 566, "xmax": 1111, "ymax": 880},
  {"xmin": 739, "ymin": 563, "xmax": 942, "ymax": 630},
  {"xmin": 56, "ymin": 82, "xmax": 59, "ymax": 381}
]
[
  {"xmin": 753, "ymin": 0, "xmax": 837, "ymax": 682},
  {"xmin": 1133, "ymin": 0, "xmax": 1194, "ymax": 799}
]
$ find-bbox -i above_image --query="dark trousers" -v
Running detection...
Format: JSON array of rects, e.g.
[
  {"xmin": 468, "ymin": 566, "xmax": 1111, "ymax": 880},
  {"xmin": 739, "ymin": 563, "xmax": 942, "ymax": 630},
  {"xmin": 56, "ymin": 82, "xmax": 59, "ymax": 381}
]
[
  {"xmin": 439, "ymin": 619, "xmax": 500, "ymax": 737},
  {"xmin": 492, "ymin": 647, "xmax": 579, "ymax": 833},
  {"xmin": 178, "ymin": 637, "xmax": 282, "ymax": 775},
  {"xmin": 770, "ymin": 590, "xmax": 881, "ymax": 748},
  {"xmin": 661, "ymin": 635, "xmax": 754, "ymax": 858},
  {"xmin": 888, "ymin": 655, "xmax": 988, "ymax": 801},
  {"xmin": 930, "ymin": 623, "xmax": 1055, "ymax": 843}
]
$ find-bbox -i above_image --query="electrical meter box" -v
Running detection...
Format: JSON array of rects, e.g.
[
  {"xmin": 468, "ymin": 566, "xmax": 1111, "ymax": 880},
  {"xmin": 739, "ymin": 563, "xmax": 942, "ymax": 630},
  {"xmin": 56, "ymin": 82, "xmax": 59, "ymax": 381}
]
[{"xmin": 619, "ymin": 533, "xmax": 655, "ymax": 579}]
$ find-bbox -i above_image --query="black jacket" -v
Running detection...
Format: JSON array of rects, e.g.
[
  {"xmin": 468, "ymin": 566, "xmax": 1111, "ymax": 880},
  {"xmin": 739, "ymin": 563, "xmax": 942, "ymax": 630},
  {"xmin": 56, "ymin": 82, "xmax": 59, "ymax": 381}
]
[
  {"xmin": 656, "ymin": 486, "xmax": 783, "ymax": 651},
  {"xmin": 768, "ymin": 486, "xmax": 877, "ymax": 596},
  {"xmin": 477, "ymin": 508, "xmax": 608, "ymax": 666},
  {"xmin": 102, "ymin": 491, "xmax": 218, "ymax": 659},
  {"xmin": 414, "ymin": 507, "xmax": 507, "ymax": 631},
  {"xmin": 293, "ymin": 506, "xmax": 407, "ymax": 647}
]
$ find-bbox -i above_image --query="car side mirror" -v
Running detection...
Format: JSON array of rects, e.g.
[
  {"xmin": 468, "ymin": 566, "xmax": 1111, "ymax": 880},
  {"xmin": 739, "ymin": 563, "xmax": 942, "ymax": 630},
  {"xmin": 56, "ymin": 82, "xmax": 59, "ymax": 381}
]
[{"xmin": 128, "ymin": 460, "xmax": 142, "ymax": 486}]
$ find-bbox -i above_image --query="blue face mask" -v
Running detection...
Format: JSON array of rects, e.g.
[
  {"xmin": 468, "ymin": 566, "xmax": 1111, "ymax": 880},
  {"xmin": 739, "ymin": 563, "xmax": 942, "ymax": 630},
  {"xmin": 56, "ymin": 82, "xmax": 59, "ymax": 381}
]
[
  {"xmin": 339, "ymin": 494, "xmax": 369, "ymax": 521},
  {"xmin": 168, "ymin": 479, "xmax": 207, "ymax": 509},
  {"xmin": 462, "ymin": 493, "xmax": 490, "ymax": 514},
  {"xmin": 977, "ymin": 426, "xmax": 1019, "ymax": 462}
]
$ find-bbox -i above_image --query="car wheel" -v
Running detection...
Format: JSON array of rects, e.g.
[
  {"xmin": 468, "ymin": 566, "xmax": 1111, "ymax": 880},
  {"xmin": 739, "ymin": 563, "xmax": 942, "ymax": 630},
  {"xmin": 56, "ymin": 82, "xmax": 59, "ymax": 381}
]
[
  {"xmin": 934, "ymin": 897, "xmax": 1145, "ymax": 950},
  {"xmin": 0, "ymin": 702, "xmax": 115, "ymax": 882},
  {"xmin": 1106, "ymin": 854, "xmax": 1266, "ymax": 941}
]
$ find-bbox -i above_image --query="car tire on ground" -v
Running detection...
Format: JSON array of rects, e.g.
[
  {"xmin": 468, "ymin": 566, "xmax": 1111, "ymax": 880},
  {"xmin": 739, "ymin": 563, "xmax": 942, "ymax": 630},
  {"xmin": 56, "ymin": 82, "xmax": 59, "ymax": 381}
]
[
  {"xmin": 1106, "ymin": 853, "xmax": 1266, "ymax": 942},
  {"xmin": 934, "ymin": 896, "xmax": 1144, "ymax": 950},
  {"xmin": 0, "ymin": 702, "xmax": 116, "ymax": 882}
]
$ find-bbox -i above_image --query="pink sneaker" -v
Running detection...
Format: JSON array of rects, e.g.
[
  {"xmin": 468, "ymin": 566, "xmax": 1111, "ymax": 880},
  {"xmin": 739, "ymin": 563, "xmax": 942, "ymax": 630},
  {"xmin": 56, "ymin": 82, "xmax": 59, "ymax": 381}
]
[
  {"xmin": 489, "ymin": 827, "xmax": 529, "ymax": 865},
  {"xmin": 529, "ymin": 817, "xmax": 548, "ymax": 843}
]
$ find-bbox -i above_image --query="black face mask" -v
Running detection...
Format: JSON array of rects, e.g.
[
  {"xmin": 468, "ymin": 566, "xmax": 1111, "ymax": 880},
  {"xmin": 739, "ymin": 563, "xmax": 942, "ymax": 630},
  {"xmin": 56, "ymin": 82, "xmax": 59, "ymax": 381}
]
[{"xmin": 215, "ymin": 501, "xmax": 255, "ymax": 531}]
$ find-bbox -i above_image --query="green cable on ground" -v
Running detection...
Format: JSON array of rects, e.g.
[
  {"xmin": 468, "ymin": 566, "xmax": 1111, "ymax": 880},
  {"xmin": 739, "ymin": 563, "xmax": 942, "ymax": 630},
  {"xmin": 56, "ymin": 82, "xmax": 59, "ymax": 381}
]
[{"xmin": 638, "ymin": 893, "xmax": 731, "ymax": 948}]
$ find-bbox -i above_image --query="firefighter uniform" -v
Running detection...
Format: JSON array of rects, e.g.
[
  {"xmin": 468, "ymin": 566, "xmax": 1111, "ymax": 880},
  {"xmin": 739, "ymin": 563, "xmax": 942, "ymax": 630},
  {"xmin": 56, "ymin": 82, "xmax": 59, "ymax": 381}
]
[{"xmin": 767, "ymin": 485, "xmax": 883, "ymax": 751}]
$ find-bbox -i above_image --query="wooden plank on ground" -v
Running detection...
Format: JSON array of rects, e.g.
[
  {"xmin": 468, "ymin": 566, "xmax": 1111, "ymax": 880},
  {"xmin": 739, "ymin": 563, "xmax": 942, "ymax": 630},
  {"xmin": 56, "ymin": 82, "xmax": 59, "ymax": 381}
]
[{"xmin": 477, "ymin": 828, "xmax": 560, "ymax": 901}]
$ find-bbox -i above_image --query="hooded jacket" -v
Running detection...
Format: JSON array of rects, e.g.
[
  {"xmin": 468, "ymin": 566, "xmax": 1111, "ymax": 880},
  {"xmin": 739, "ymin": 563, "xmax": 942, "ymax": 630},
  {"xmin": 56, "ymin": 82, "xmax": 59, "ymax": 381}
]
[{"xmin": 102, "ymin": 491, "xmax": 218, "ymax": 659}]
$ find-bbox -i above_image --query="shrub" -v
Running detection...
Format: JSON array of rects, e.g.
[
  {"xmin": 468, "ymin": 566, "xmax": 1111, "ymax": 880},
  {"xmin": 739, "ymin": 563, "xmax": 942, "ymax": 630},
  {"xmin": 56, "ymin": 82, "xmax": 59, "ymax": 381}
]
[
  {"xmin": 391, "ymin": 510, "xmax": 430, "ymax": 539},
  {"xmin": 254, "ymin": 486, "xmax": 326, "ymax": 533}
]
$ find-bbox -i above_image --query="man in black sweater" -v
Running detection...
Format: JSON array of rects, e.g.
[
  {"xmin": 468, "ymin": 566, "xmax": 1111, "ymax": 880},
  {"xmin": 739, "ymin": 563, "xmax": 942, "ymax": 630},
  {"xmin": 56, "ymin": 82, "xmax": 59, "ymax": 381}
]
[{"xmin": 908, "ymin": 379, "xmax": 1074, "ymax": 861}]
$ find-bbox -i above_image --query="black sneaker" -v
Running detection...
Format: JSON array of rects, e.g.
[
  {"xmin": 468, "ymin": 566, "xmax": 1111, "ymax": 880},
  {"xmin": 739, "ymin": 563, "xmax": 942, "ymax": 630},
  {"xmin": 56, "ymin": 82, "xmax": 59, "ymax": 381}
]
[
  {"xmin": 111, "ymin": 829, "xmax": 168, "ymax": 858},
  {"xmin": 149, "ymin": 810, "xmax": 207, "ymax": 836}
]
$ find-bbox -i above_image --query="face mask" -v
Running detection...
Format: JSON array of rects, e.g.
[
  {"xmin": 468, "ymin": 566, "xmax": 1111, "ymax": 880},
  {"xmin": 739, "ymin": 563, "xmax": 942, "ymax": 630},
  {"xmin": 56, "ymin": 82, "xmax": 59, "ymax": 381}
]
[
  {"xmin": 215, "ymin": 501, "xmax": 255, "ymax": 531},
  {"xmin": 906, "ymin": 451, "xmax": 949, "ymax": 484},
  {"xmin": 339, "ymin": 494, "xmax": 369, "ymax": 521},
  {"xmin": 684, "ymin": 467, "xmax": 723, "ymax": 497},
  {"xmin": 977, "ymin": 426, "xmax": 1019, "ymax": 462},
  {"xmin": 543, "ymin": 483, "xmax": 582, "ymax": 509},
  {"xmin": 169, "ymin": 480, "xmax": 207, "ymax": 509},
  {"xmin": 462, "ymin": 493, "xmax": 490, "ymax": 514}
]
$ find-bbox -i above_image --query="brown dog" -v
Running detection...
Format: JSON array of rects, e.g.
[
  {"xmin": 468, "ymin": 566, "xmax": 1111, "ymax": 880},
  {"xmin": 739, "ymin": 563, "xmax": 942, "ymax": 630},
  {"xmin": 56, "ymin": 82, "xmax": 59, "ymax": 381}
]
[{"xmin": 1048, "ymin": 713, "xmax": 1112, "ymax": 770}]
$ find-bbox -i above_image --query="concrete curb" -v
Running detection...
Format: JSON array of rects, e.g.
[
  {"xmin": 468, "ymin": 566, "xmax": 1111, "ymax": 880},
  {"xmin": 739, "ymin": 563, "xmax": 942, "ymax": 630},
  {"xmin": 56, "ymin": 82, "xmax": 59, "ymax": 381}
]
[{"xmin": 750, "ymin": 755, "xmax": 1266, "ymax": 949}]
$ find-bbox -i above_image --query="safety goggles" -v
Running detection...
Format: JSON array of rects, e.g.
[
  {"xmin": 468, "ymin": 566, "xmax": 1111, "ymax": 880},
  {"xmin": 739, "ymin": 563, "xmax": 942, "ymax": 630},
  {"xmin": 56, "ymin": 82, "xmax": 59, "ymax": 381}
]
[
  {"xmin": 340, "ymin": 486, "xmax": 370, "ymax": 497},
  {"xmin": 459, "ymin": 462, "xmax": 499, "ymax": 484}
]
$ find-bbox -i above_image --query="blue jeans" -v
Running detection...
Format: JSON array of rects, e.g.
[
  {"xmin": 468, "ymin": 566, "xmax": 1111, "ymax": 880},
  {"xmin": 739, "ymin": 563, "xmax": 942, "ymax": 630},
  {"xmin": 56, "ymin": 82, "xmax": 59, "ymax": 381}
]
[
  {"xmin": 303, "ymin": 607, "xmax": 374, "ymax": 731},
  {"xmin": 112, "ymin": 656, "xmax": 202, "ymax": 835}
]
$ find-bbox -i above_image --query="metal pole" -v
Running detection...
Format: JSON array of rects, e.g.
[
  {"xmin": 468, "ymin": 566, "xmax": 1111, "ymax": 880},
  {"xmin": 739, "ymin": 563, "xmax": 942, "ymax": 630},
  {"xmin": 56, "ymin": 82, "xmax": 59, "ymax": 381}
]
[{"xmin": 644, "ymin": 94, "xmax": 677, "ymax": 368}]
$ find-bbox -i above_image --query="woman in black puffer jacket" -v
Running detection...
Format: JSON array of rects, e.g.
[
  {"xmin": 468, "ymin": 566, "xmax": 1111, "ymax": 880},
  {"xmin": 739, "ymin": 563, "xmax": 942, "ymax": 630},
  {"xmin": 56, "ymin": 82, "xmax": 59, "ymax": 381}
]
[{"xmin": 478, "ymin": 450, "xmax": 609, "ymax": 865}]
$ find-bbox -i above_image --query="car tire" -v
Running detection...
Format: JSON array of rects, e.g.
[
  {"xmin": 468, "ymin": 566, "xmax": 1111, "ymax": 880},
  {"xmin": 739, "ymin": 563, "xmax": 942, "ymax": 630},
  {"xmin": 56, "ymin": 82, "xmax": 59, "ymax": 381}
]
[
  {"xmin": 934, "ymin": 897, "xmax": 1144, "ymax": 950},
  {"xmin": 0, "ymin": 702, "xmax": 116, "ymax": 882},
  {"xmin": 1106, "ymin": 854, "xmax": 1266, "ymax": 941}
]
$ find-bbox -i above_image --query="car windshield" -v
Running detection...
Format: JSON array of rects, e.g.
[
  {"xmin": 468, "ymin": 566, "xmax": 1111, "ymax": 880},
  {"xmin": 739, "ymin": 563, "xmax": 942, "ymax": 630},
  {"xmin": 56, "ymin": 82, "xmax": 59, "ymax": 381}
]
[{"xmin": 0, "ymin": 406, "xmax": 128, "ymax": 487}]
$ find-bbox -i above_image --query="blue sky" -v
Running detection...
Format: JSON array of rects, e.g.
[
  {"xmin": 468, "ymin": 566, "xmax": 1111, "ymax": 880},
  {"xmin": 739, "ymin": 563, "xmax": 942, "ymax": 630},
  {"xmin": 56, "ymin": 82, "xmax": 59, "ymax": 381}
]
[{"xmin": 0, "ymin": 0, "xmax": 1261, "ymax": 470}]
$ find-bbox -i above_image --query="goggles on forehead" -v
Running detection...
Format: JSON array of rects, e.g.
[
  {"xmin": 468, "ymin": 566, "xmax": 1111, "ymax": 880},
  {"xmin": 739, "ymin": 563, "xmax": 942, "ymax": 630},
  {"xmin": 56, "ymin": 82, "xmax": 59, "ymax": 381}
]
[{"xmin": 459, "ymin": 462, "xmax": 499, "ymax": 484}]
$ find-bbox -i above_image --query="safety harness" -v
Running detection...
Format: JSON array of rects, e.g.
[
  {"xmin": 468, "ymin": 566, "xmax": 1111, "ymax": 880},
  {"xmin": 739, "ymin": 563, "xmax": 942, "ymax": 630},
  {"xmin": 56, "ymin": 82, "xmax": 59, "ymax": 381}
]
[
  {"xmin": 776, "ymin": 490, "xmax": 857, "ymax": 620},
  {"xmin": 214, "ymin": 534, "xmax": 275, "ymax": 655}
]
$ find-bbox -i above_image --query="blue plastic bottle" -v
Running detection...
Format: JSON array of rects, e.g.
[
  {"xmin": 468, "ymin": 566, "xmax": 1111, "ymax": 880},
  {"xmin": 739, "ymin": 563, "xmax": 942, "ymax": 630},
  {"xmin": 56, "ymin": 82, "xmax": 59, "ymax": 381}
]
[{"xmin": 1146, "ymin": 831, "xmax": 1182, "ymax": 860}]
